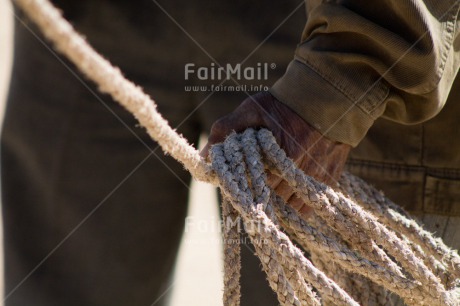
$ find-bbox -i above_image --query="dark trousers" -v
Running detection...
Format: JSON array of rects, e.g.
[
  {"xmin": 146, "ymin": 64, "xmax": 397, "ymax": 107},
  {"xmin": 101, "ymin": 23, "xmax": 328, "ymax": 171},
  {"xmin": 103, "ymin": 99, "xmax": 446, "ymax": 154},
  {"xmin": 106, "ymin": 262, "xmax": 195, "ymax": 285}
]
[{"xmin": 1, "ymin": 1, "xmax": 305, "ymax": 305}]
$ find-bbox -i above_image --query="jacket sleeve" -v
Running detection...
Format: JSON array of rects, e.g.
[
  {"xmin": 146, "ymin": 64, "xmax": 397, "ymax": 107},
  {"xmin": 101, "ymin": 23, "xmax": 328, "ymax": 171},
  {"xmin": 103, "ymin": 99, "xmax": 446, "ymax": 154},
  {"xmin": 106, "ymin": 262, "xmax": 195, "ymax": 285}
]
[{"xmin": 270, "ymin": 0, "xmax": 460, "ymax": 147}]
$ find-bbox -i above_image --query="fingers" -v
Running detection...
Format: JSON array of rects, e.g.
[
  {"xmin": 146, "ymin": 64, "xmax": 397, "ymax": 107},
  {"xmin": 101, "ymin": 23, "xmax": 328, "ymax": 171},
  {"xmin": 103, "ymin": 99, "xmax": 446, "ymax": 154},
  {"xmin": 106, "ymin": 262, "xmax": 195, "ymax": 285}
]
[
  {"xmin": 294, "ymin": 143, "xmax": 347, "ymax": 186},
  {"xmin": 272, "ymin": 176, "xmax": 306, "ymax": 214},
  {"xmin": 267, "ymin": 172, "xmax": 283, "ymax": 188},
  {"xmin": 289, "ymin": 195, "xmax": 314, "ymax": 218},
  {"xmin": 297, "ymin": 202, "xmax": 314, "ymax": 219},
  {"xmin": 200, "ymin": 98, "xmax": 267, "ymax": 159},
  {"xmin": 288, "ymin": 194, "xmax": 304, "ymax": 211},
  {"xmin": 200, "ymin": 91, "xmax": 306, "ymax": 159},
  {"xmin": 199, "ymin": 91, "xmax": 349, "ymax": 222},
  {"xmin": 200, "ymin": 115, "xmax": 241, "ymax": 159},
  {"xmin": 267, "ymin": 170, "xmax": 312, "ymax": 216},
  {"xmin": 274, "ymin": 180, "xmax": 294, "ymax": 203}
]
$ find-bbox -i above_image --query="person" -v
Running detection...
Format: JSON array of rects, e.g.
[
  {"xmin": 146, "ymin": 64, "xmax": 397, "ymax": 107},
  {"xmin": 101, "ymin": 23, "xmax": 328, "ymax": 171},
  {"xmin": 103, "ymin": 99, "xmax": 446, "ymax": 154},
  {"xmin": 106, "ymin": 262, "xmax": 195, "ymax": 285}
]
[
  {"xmin": 203, "ymin": 0, "xmax": 460, "ymax": 303},
  {"xmin": 1, "ymin": 0, "xmax": 303, "ymax": 305},
  {"xmin": 2, "ymin": 1, "xmax": 459, "ymax": 306},
  {"xmin": 205, "ymin": 0, "xmax": 460, "ymax": 252}
]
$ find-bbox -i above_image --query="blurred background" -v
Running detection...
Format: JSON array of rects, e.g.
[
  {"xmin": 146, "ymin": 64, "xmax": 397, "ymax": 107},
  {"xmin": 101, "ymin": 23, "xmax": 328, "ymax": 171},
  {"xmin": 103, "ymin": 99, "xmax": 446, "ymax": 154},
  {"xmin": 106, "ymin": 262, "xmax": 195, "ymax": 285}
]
[
  {"xmin": 0, "ymin": 0, "xmax": 223, "ymax": 305},
  {"xmin": 0, "ymin": 0, "xmax": 13, "ymax": 303}
]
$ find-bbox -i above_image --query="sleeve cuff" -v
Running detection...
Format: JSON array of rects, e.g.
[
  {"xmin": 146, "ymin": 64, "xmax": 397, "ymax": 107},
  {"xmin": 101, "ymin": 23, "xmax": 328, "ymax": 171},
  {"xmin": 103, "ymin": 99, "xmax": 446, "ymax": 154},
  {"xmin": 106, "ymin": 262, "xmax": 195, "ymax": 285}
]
[{"xmin": 270, "ymin": 59, "xmax": 388, "ymax": 147}]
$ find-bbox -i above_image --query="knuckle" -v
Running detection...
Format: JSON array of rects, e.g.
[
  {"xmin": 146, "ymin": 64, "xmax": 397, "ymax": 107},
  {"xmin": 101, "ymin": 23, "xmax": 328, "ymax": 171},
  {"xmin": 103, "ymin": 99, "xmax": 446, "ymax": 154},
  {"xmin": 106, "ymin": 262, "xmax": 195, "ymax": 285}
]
[
  {"xmin": 210, "ymin": 116, "xmax": 229, "ymax": 134},
  {"xmin": 209, "ymin": 117, "xmax": 229, "ymax": 142}
]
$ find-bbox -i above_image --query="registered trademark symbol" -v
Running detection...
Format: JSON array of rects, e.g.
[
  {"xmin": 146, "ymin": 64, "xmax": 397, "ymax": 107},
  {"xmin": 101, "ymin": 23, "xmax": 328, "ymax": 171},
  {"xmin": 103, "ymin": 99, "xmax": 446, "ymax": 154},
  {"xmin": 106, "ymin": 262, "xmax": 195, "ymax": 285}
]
[{"xmin": 270, "ymin": 63, "xmax": 276, "ymax": 69}]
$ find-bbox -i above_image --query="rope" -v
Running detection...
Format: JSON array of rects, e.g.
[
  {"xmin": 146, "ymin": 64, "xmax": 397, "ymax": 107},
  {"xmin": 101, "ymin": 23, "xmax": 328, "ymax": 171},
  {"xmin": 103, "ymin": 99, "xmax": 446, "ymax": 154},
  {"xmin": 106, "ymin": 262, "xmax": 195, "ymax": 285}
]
[{"xmin": 12, "ymin": 0, "xmax": 460, "ymax": 304}]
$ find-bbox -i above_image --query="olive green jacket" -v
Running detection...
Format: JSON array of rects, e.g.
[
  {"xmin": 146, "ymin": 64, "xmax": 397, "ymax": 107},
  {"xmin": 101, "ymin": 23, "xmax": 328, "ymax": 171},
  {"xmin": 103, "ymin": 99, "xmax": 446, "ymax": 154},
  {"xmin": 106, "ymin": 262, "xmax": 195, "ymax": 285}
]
[{"xmin": 271, "ymin": 0, "xmax": 460, "ymax": 216}]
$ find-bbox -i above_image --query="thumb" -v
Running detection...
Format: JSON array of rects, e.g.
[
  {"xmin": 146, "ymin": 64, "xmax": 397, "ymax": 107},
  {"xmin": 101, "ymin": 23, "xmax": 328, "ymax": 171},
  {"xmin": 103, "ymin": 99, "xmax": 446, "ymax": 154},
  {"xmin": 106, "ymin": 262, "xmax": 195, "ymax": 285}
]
[{"xmin": 200, "ymin": 100, "xmax": 265, "ymax": 158}]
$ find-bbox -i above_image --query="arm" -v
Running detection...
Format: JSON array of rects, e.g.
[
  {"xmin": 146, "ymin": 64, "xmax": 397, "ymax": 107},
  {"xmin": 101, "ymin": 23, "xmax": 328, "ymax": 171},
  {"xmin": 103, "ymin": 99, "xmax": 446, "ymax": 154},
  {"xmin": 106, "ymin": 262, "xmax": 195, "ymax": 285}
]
[
  {"xmin": 203, "ymin": 0, "xmax": 460, "ymax": 217},
  {"xmin": 272, "ymin": 0, "xmax": 460, "ymax": 146}
]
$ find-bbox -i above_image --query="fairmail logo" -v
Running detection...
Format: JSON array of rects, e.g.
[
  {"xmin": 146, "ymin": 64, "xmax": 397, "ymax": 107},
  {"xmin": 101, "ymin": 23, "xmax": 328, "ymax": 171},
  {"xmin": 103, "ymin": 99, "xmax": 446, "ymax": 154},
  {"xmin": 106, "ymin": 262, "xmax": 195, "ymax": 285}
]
[{"xmin": 184, "ymin": 62, "xmax": 276, "ymax": 81}]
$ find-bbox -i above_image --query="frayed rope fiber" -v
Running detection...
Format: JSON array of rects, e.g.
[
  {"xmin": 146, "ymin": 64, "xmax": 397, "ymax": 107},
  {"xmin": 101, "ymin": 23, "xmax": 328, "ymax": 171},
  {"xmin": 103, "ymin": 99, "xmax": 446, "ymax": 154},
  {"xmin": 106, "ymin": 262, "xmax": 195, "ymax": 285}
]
[{"xmin": 13, "ymin": 0, "xmax": 460, "ymax": 304}]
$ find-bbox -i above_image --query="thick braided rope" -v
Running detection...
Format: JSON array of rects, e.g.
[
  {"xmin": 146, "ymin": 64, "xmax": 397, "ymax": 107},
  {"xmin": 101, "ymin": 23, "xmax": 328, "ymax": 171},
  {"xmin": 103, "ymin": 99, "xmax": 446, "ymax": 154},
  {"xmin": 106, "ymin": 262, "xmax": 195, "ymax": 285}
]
[
  {"xmin": 13, "ymin": 0, "xmax": 460, "ymax": 304},
  {"xmin": 232, "ymin": 130, "xmax": 459, "ymax": 305},
  {"xmin": 299, "ymin": 213, "xmax": 392, "ymax": 305},
  {"xmin": 222, "ymin": 133, "xmax": 314, "ymax": 306},
  {"xmin": 222, "ymin": 198, "xmax": 241, "ymax": 306},
  {"xmin": 211, "ymin": 131, "xmax": 460, "ymax": 305},
  {"xmin": 210, "ymin": 139, "xmax": 356, "ymax": 305},
  {"xmin": 340, "ymin": 172, "xmax": 460, "ymax": 284},
  {"xmin": 258, "ymin": 129, "xmax": 459, "ymax": 305},
  {"xmin": 214, "ymin": 140, "xmax": 304, "ymax": 306},
  {"xmin": 271, "ymin": 193, "xmax": 418, "ymax": 300},
  {"xmin": 240, "ymin": 130, "xmax": 320, "ymax": 305}
]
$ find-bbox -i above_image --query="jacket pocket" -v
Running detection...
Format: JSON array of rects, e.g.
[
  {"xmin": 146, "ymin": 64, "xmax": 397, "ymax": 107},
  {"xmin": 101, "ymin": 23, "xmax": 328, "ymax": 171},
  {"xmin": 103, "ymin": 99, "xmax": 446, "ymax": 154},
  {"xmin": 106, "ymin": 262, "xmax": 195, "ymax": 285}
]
[{"xmin": 424, "ymin": 175, "xmax": 460, "ymax": 216}]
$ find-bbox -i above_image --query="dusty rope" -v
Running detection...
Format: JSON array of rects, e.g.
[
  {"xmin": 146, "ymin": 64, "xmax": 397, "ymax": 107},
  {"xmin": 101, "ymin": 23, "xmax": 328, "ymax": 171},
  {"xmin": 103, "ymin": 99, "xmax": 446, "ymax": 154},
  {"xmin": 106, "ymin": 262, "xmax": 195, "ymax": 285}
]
[{"xmin": 12, "ymin": 0, "xmax": 460, "ymax": 304}]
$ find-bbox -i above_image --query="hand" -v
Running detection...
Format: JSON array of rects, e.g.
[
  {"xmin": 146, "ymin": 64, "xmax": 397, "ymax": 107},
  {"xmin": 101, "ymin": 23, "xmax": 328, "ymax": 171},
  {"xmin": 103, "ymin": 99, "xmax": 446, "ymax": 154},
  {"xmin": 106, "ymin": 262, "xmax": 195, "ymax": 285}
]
[{"xmin": 201, "ymin": 91, "xmax": 351, "ymax": 218}]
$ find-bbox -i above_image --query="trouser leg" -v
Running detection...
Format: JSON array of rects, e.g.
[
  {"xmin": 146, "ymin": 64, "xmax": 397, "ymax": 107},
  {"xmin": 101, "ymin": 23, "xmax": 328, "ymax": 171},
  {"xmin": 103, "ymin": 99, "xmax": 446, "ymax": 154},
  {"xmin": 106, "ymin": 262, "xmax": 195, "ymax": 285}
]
[
  {"xmin": 1, "ymin": 11, "xmax": 200, "ymax": 305},
  {"xmin": 4, "ymin": 1, "xmax": 306, "ymax": 305}
]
